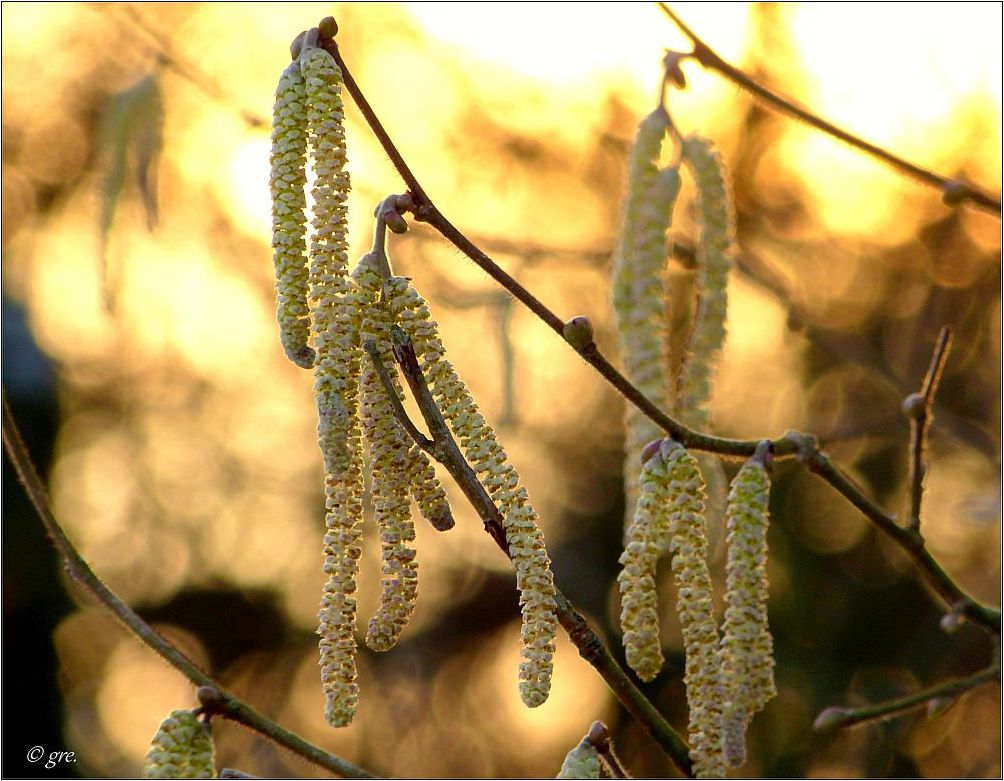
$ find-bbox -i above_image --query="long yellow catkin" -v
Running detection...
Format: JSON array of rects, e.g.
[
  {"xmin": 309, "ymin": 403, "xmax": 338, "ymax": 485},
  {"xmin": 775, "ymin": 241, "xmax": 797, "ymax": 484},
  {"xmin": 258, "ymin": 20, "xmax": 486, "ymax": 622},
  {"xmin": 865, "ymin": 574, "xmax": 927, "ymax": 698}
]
[
  {"xmin": 269, "ymin": 61, "xmax": 313, "ymax": 368},
  {"xmin": 300, "ymin": 44, "xmax": 361, "ymax": 728},
  {"xmin": 719, "ymin": 443, "xmax": 776, "ymax": 768},
  {"xmin": 661, "ymin": 440, "xmax": 725, "ymax": 779},
  {"xmin": 678, "ymin": 135, "xmax": 736, "ymax": 428},
  {"xmin": 611, "ymin": 108, "xmax": 681, "ymax": 537},
  {"xmin": 142, "ymin": 710, "xmax": 214, "ymax": 779},
  {"xmin": 617, "ymin": 446, "xmax": 672, "ymax": 682},
  {"xmin": 384, "ymin": 276, "xmax": 558, "ymax": 708},
  {"xmin": 354, "ymin": 256, "xmax": 419, "ymax": 652}
]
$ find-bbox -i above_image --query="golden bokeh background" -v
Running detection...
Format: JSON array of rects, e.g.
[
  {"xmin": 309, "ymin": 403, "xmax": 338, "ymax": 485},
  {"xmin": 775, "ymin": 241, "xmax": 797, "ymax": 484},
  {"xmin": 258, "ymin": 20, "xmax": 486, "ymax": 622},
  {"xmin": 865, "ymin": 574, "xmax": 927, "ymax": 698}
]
[{"xmin": 2, "ymin": 3, "xmax": 1000, "ymax": 778}]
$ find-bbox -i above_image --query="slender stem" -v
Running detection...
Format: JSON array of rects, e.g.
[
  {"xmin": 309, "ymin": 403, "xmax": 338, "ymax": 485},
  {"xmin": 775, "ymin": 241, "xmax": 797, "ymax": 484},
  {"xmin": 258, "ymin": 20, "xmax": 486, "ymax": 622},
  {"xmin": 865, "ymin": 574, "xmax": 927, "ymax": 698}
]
[
  {"xmin": 905, "ymin": 327, "xmax": 953, "ymax": 532},
  {"xmin": 320, "ymin": 21, "xmax": 1000, "ymax": 636},
  {"xmin": 813, "ymin": 664, "xmax": 999, "ymax": 733},
  {"xmin": 366, "ymin": 337, "xmax": 695, "ymax": 777},
  {"xmin": 657, "ymin": 3, "xmax": 1001, "ymax": 216},
  {"xmin": 2, "ymin": 392, "xmax": 377, "ymax": 780}
]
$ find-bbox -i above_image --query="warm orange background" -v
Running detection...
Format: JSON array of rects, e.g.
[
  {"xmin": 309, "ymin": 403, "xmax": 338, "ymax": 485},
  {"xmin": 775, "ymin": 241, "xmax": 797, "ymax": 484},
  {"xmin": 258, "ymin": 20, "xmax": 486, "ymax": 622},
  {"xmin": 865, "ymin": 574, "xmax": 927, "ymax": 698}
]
[{"xmin": 2, "ymin": 3, "xmax": 1000, "ymax": 777}]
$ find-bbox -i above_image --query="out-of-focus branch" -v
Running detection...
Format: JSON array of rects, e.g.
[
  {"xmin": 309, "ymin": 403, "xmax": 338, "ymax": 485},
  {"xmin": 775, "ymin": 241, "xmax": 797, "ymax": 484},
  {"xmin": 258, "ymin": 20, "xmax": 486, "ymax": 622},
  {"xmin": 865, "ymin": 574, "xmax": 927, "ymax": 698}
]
[
  {"xmin": 1, "ymin": 392, "xmax": 376, "ymax": 780},
  {"xmin": 656, "ymin": 3, "xmax": 1002, "ymax": 216},
  {"xmin": 812, "ymin": 664, "xmax": 1000, "ymax": 733},
  {"xmin": 365, "ymin": 335, "xmax": 695, "ymax": 777},
  {"xmin": 903, "ymin": 326, "xmax": 953, "ymax": 533}
]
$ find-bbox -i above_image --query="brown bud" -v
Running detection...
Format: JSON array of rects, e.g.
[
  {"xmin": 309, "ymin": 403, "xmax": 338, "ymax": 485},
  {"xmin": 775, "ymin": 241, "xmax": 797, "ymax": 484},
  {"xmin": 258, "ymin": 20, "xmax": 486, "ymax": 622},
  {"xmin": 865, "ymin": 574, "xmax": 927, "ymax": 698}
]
[
  {"xmin": 289, "ymin": 31, "xmax": 307, "ymax": 61},
  {"xmin": 317, "ymin": 16, "xmax": 338, "ymax": 41},
  {"xmin": 196, "ymin": 685, "xmax": 226, "ymax": 715},
  {"xmin": 941, "ymin": 179, "xmax": 970, "ymax": 206},
  {"xmin": 640, "ymin": 438, "xmax": 663, "ymax": 464},
  {"xmin": 902, "ymin": 393, "xmax": 926, "ymax": 420},
  {"xmin": 562, "ymin": 316, "xmax": 594, "ymax": 350},
  {"xmin": 813, "ymin": 706, "xmax": 854, "ymax": 733}
]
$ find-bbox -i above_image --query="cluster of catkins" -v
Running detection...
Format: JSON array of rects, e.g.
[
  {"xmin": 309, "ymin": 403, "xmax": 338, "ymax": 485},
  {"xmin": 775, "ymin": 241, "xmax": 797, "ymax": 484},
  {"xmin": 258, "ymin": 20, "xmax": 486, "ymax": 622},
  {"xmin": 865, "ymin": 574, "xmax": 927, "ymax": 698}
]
[
  {"xmin": 612, "ymin": 106, "xmax": 776, "ymax": 778},
  {"xmin": 269, "ymin": 33, "xmax": 558, "ymax": 726}
]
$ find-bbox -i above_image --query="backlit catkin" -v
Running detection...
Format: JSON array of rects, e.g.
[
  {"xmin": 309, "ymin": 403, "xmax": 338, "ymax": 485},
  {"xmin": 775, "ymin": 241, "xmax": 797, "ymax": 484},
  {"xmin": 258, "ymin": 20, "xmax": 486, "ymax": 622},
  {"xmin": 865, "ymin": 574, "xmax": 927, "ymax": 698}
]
[
  {"xmin": 719, "ymin": 442, "xmax": 776, "ymax": 767},
  {"xmin": 295, "ymin": 42, "xmax": 360, "ymax": 728},
  {"xmin": 384, "ymin": 275, "xmax": 558, "ymax": 708},
  {"xmin": 662, "ymin": 440, "xmax": 724, "ymax": 779},
  {"xmin": 617, "ymin": 446, "xmax": 672, "ymax": 682},
  {"xmin": 142, "ymin": 710, "xmax": 214, "ymax": 779},
  {"xmin": 611, "ymin": 108, "xmax": 681, "ymax": 537},
  {"xmin": 269, "ymin": 61, "xmax": 312, "ymax": 368},
  {"xmin": 354, "ymin": 256, "xmax": 419, "ymax": 652},
  {"xmin": 556, "ymin": 737, "xmax": 601, "ymax": 780},
  {"xmin": 678, "ymin": 136, "xmax": 735, "ymax": 428}
]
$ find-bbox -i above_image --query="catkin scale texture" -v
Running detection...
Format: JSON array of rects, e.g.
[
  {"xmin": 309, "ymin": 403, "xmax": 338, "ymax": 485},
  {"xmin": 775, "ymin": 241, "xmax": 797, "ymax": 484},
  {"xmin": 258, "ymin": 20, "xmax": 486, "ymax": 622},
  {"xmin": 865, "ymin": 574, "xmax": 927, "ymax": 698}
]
[
  {"xmin": 269, "ymin": 61, "xmax": 313, "ymax": 368},
  {"xmin": 384, "ymin": 276, "xmax": 558, "ymax": 708},
  {"xmin": 719, "ymin": 453, "xmax": 776, "ymax": 766},
  {"xmin": 678, "ymin": 136, "xmax": 736, "ymax": 428},
  {"xmin": 662, "ymin": 440, "xmax": 725, "ymax": 779},
  {"xmin": 611, "ymin": 108, "xmax": 681, "ymax": 538},
  {"xmin": 354, "ymin": 257, "xmax": 419, "ymax": 652},
  {"xmin": 556, "ymin": 738, "xmax": 601, "ymax": 779},
  {"xmin": 142, "ymin": 710, "xmax": 214, "ymax": 779},
  {"xmin": 298, "ymin": 44, "xmax": 361, "ymax": 729}
]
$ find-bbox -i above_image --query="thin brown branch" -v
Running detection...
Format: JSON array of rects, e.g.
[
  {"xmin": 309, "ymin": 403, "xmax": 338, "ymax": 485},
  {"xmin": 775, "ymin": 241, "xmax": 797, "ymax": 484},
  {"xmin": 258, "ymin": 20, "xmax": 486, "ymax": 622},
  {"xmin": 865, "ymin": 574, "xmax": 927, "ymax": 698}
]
[
  {"xmin": 365, "ymin": 335, "xmax": 695, "ymax": 777},
  {"xmin": 904, "ymin": 326, "xmax": 953, "ymax": 533},
  {"xmin": 2, "ymin": 391, "xmax": 376, "ymax": 780},
  {"xmin": 657, "ymin": 3, "xmax": 1001, "ymax": 216},
  {"xmin": 812, "ymin": 664, "xmax": 999, "ymax": 733}
]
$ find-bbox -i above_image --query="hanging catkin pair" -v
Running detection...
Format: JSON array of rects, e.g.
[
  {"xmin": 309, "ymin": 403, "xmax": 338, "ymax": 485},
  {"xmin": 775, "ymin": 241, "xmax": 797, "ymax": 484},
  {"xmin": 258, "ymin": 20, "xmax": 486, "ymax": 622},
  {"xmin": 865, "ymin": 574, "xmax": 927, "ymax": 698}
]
[
  {"xmin": 617, "ymin": 440, "xmax": 775, "ymax": 777},
  {"xmin": 611, "ymin": 107, "xmax": 683, "ymax": 539},
  {"xmin": 383, "ymin": 276, "xmax": 559, "ymax": 708}
]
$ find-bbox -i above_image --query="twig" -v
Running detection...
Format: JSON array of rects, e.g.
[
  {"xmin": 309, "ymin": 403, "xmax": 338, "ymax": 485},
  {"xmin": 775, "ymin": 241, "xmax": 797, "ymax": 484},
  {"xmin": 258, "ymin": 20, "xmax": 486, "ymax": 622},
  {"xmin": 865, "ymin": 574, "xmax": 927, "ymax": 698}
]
[
  {"xmin": 781, "ymin": 430, "xmax": 1000, "ymax": 633},
  {"xmin": 1, "ymin": 392, "xmax": 376, "ymax": 780},
  {"xmin": 903, "ymin": 326, "xmax": 953, "ymax": 533},
  {"xmin": 365, "ymin": 336, "xmax": 695, "ymax": 777},
  {"xmin": 812, "ymin": 664, "xmax": 999, "ymax": 733},
  {"xmin": 656, "ymin": 3, "xmax": 1001, "ymax": 216},
  {"xmin": 319, "ymin": 21, "xmax": 1000, "ymax": 637}
]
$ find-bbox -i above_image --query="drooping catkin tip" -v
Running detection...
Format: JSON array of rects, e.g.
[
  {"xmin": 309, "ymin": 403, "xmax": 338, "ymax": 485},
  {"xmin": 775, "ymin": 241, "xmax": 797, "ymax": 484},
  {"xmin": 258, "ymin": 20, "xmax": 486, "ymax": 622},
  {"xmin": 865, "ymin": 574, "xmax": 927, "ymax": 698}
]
[
  {"xmin": 142, "ymin": 710, "xmax": 215, "ymax": 779},
  {"xmin": 812, "ymin": 706, "xmax": 854, "ymax": 733},
  {"xmin": 556, "ymin": 737, "xmax": 601, "ymax": 779}
]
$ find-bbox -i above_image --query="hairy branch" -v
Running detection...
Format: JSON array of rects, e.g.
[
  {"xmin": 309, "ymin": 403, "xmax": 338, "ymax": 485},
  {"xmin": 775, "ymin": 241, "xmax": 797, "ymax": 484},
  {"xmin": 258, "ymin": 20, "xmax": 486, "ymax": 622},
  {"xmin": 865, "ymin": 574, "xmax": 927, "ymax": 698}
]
[
  {"xmin": 319, "ymin": 22, "xmax": 1000, "ymax": 636},
  {"xmin": 365, "ymin": 335, "xmax": 695, "ymax": 777},
  {"xmin": 656, "ymin": 3, "xmax": 1002, "ymax": 216},
  {"xmin": 2, "ymin": 392, "xmax": 376, "ymax": 780}
]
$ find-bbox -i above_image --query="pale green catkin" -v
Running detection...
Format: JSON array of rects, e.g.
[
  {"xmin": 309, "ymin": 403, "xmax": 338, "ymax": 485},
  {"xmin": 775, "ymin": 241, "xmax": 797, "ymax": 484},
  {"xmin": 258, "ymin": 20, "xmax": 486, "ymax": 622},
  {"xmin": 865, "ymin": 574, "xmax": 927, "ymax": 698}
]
[
  {"xmin": 269, "ymin": 61, "xmax": 313, "ymax": 368},
  {"xmin": 384, "ymin": 276, "xmax": 558, "ymax": 708},
  {"xmin": 611, "ymin": 108, "xmax": 682, "ymax": 538},
  {"xmin": 719, "ymin": 446, "xmax": 776, "ymax": 768},
  {"xmin": 556, "ymin": 737, "xmax": 601, "ymax": 779},
  {"xmin": 678, "ymin": 136, "xmax": 736, "ymax": 428},
  {"xmin": 142, "ymin": 710, "xmax": 214, "ymax": 779},
  {"xmin": 354, "ymin": 256, "xmax": 419, "ymax": 653},
  {"xmin": 617, "ymin": 446, "xmax": 672, "ymax": 682},
  {"xmin": 300, "ymin": 43, "xmax": 361, "ymax": 728},
  {"xmin": 661, "ymin": 440, "xmax": 725, "ymax": 779}
]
